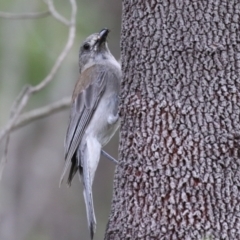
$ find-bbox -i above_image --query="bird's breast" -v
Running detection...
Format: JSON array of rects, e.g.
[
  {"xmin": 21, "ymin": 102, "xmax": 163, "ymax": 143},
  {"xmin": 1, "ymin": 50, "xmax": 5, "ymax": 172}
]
[{"xmin": 85, "ymin": 93, "xmax": 119, "ymax": 146}]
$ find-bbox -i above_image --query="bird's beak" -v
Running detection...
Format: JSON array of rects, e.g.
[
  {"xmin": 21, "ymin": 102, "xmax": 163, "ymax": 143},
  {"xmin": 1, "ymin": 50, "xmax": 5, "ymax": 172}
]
[{"xmin": 97, "ymin": 28, "xmax": 109, "ymax": 45}]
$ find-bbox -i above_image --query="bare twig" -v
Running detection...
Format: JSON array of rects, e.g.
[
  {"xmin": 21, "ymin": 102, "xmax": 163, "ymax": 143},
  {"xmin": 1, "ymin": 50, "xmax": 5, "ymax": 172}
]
[
  {"xmin": 0, "ymin": 0, "xmax": 77, "ymax": 179},
  {"xmin": 43, "ymin": 0, "xmax": 70, "ymax": 26},
  {"xmin": 13, "ymin": 96, "xmax": 71, "ymax": 130},
  {"xmin": 0, "ymin": 86, "xmax": 31, "ymax": 180},
  {"xmin": 0, "ymin": 0, "xmax": 76, "ymax": 143},
  {"xmin": 0, "ymin": 10, "xmax": 50, "ymax": 19},
  {"xmin": 0, "ymin": 136, "xmax": 10, "ymax": 181},
  {"xmin": 31, "ymin": 0, "xmax": 77, "ymax": 93},
  {"xmin": 0, "ymin": 87, "xmax": 31, "ymax": 180},
  {"xmin": 10, "ymin": 85, "xmax": 31, "ymax": 115},
  {"xmin": 0, "ymin": 86, "xmax": 31, "ymax": 144}
]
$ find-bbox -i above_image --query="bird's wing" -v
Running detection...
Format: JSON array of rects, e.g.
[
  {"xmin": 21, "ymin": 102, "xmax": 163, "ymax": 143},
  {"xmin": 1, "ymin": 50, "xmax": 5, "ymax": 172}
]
[{"xmin": 60, "ymin": 64, "xmax": 107, "ymax": 185}]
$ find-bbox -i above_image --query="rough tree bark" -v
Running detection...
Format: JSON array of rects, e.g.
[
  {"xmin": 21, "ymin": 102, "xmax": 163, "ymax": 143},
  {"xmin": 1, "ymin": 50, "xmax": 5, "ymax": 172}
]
[{"xmin": 105, "ymin": 1, "xmax": 240, "ymax": 239}]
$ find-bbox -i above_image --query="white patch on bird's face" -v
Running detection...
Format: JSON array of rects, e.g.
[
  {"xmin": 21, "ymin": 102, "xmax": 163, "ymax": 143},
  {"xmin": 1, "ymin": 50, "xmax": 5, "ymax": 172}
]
[
  {"xmin": 89, "ymin": 36, "xmax": 98, "ymax": 50},
  {"xmin": 93, "ymin": 45, "xmax": 98, "ymax": 51}
]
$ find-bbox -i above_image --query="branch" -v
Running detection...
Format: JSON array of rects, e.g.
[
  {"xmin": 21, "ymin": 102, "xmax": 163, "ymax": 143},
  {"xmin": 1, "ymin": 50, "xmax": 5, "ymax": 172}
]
[
  {"xmin": 31, "ymin": 0, "xmax": 77, "ymax": 93},
  {"xmin": 0, "ymin": 134, "xmax": 10, "ymax": 181},
  {"xmin": 0, "ymin": 10, "xmax": 50, "ymax": 19},
  {"xmin": 0, "ymin": 86, "xmax": 31, "ymax": 143},
  {"xmin": 0, "ymin": 0, "xmax": 77, "ymax": 180},
  {"xmin": 13, "ymin": 96, "xmax": 71, "ymax": 130},
  {"xmin": 0, "ymin": 0, "xmax": 76, "ymax": 143},
  {"xmin": 43, "ymin": 0, "xmax": 70, "ymax": 26},
  {"xmin": 0, "ymin": 86, "xmax": 31, "ymax": 180}
]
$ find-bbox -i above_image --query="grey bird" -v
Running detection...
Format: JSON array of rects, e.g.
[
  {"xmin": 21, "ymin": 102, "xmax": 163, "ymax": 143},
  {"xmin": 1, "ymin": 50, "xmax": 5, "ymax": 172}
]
[{"xmin": 60, "ymin": 28, "xmax": 121, "ymax": 239}]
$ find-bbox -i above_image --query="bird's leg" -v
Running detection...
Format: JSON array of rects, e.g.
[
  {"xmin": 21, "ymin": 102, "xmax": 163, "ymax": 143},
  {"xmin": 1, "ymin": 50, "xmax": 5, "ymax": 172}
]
[{"xmin": 101, "ymin": 150, "xmax": 118, "ymax": 164}]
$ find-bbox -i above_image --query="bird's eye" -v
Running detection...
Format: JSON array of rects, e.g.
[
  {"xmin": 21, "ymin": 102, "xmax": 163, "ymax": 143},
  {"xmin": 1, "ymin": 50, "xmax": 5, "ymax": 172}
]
[{"xmin": 83, "ymin": 43, "xmax": 90, "ymax": 50}]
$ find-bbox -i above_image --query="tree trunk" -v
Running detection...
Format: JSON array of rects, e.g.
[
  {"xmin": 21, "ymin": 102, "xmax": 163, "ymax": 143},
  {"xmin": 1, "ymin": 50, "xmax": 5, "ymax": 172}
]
[{"xmin": 105, "ymin": 1, "xmax": 240, "ymax": 239}]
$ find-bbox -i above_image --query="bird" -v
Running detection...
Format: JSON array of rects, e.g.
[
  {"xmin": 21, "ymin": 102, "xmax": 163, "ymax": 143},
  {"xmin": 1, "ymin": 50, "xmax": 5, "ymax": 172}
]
[{"xmin": 60, "ymin": 28, "xmax": 121, "ymax": 239}]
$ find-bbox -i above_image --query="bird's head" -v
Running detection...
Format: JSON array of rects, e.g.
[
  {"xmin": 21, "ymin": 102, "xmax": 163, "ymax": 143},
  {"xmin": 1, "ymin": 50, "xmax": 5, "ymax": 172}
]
[{"xmin": 78, "ymin": 28, "xmax": 111, "ymax": 72}]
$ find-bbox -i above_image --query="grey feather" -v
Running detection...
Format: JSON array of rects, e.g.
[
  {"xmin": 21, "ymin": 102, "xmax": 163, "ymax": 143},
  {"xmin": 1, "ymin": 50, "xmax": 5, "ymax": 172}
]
[
  {"xmin": 79, "ymin": 143, "xmax": 96, "ymax": 240},
  {"xmin": 60, "ymin": 66, "xmax": 107, "ymax": 185}
]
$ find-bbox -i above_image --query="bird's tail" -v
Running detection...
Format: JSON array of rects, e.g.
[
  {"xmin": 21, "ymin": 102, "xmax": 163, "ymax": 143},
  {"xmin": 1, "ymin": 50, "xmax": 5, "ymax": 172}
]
[
  {"xmin": 79, "ymin": 137, "xmax": 101, "ymax": 239},
  {"xmin": 83, "ymin": 188, "xmax": 96, "ymax": 240}
]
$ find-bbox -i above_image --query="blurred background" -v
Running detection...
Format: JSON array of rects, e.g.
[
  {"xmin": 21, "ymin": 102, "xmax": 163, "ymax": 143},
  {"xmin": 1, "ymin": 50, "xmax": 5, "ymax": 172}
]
[{"xmin": 0, "ymin": 0, "xmax": 121, "ymax": 239}]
